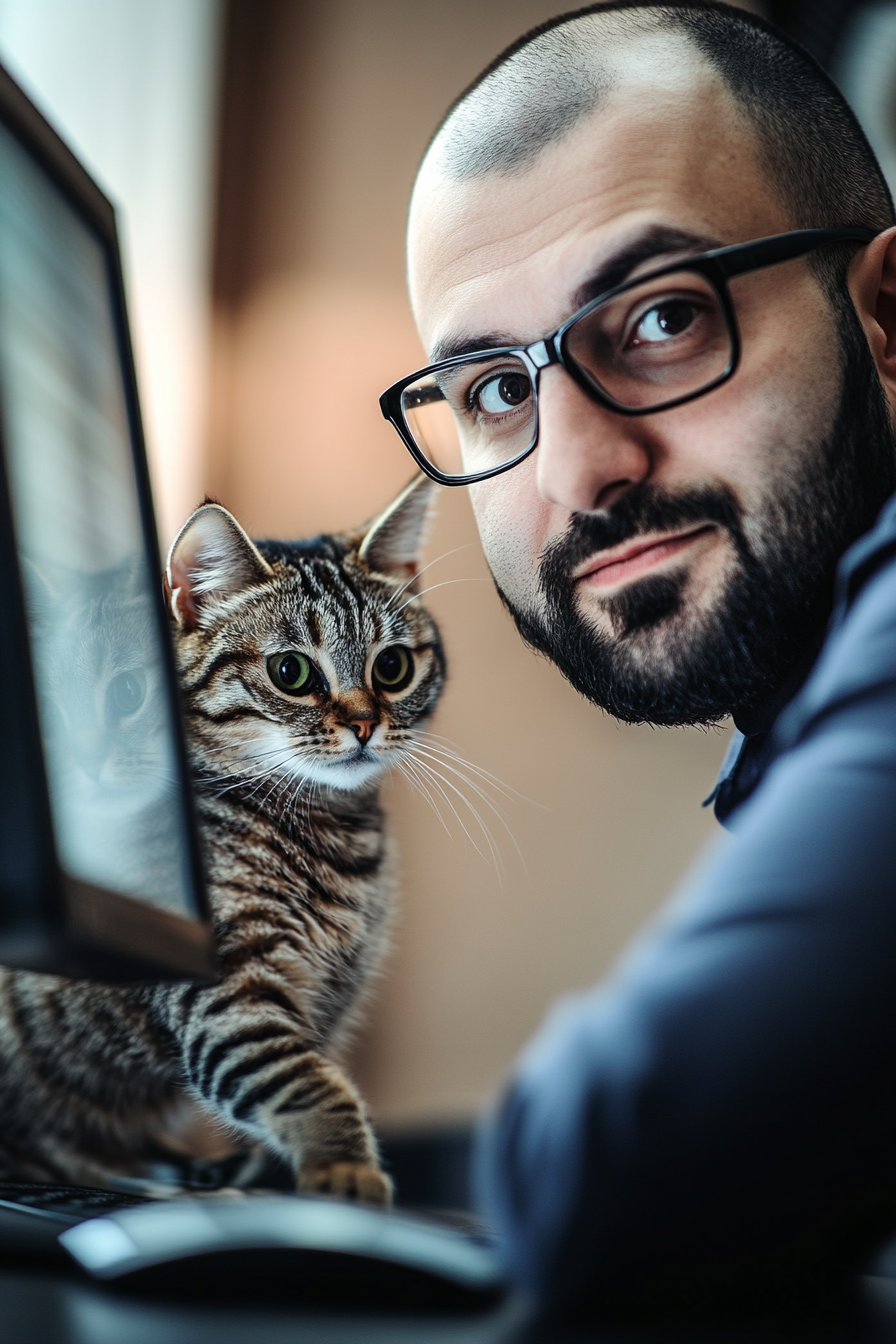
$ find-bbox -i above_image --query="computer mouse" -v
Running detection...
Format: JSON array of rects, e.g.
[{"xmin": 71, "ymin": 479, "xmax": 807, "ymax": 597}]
[{"xmin": 59, "ymin": 1193, "xmax": 507, "ymax": 1312}]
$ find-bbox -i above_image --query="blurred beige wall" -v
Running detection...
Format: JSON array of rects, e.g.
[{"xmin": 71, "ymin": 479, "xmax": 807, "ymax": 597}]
[{"xmin": 208, "ymin": 0, "xmax": 734, "ymax": 1128}]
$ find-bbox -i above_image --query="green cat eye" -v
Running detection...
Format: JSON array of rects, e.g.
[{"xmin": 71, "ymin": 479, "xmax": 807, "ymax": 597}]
[
  {"xmin": 372, "ymin": 645, "xmax": 413, "ymax": 692},
  {"xmin": 268, "ymin": 651, "xmax": 316, "ymax": 696}
]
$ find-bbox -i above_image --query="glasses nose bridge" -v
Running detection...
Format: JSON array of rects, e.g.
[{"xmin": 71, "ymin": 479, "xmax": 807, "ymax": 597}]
[
  {"xmin": 521, "ymin": 336, "xmax": 562, "ymax": 429},
  {"xmin": 524, "ymin": 336, "xmax": 560, "ymax": 371}
]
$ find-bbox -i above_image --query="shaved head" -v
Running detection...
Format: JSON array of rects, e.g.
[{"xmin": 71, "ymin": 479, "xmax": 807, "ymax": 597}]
[
  {"xmin": 426, "ymin": 3, "xmax": 893, "ymax": 244},
  {"xmin": 435, "ymin": 14, "xmax": 616, "ymax": 179}
]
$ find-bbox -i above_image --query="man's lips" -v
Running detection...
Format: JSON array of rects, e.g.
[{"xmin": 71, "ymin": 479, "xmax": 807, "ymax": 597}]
[{"xmin": 574, "ymin": 525, "xmax": 716, "ymax": 590}]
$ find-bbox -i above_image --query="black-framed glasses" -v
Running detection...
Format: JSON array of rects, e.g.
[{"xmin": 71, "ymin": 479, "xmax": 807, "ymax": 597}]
[{"xmin": 380, "ymin": 227, "xmax": 875, "ymax": 486}]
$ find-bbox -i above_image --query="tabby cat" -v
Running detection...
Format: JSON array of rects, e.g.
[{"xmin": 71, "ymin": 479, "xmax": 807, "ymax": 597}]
[{"xmin": 0, "ymin": 474, "xmax": 443, "ymax": 1204}]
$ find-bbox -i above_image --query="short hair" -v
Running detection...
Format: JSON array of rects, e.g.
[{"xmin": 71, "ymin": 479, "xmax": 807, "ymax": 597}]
[{"xmin": 427, "ymin": 2, "xmax": 894, "ymax": 239}]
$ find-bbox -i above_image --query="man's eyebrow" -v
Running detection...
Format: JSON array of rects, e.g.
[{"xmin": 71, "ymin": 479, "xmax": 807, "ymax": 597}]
[
  {"xmin": 428, "ymin": 226, "xmax": 722, "ymax": 366},
  {"xmin": 429, "ymin": 331, "xmax": 517, "ymax": 363},
  {"xmin": 572, "ymin": 226, "xmax": 722, "ymax": 308}
]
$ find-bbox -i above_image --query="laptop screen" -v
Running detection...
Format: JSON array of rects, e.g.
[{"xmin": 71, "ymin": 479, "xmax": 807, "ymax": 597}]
[{"xmin": 0, "ymin": 117, "xmax": 198, "ymax": 921}]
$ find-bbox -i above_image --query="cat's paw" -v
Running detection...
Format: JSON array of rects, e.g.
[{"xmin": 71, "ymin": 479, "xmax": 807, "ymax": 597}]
[{"xmin": 299, "ymin": 1160, "xmax": 393, "ymax": 1206}]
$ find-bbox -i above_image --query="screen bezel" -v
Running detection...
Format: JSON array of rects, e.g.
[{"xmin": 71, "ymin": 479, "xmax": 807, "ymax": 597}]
[{"xmin": 0, "ymin": 59, "xmax": 215, "ymax": 981}]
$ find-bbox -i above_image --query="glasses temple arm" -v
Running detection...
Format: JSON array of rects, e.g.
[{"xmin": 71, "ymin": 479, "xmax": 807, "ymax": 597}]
[{"xmin": 714, "ymin": 227, "xmax": 877, "ymax": 279}]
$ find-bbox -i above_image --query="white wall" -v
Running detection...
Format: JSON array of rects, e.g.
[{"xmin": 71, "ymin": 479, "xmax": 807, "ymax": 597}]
[{"xmin": 0, "ymin": 0, "xmax": 220, "ymax": 547}]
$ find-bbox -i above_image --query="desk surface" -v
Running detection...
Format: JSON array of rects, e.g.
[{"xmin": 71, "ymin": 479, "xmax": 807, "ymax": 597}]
[{"xmin": 5, "ymin": 1264, "xmax": 896, "ymax": 1344}]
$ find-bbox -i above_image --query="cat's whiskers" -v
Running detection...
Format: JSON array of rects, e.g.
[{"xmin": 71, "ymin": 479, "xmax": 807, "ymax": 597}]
[
  {"xmin": 408, "ymin": 737, "xmax": 509, "ymax": 793},
  {"xmin": 405, "ymin": 745, "xmax": 520, "ymax": 876},
  {"xmin": 409, "ymin": 742, "xmax": 509, "ymax": 814},
  {"xmin": 413, "ymin": 746, "xmax": 516, "ymax": 800},
  {"xmin": 243, "ymin": 752, "xmax": 324, "ymax": 821},
  {"xmin": 410, "ymin": 757, "xmax": 503, "ymax": 874},
  {"xmin": 290, "ymin": 775, "xmax": 323, "ymax": 854},
  {"xmin": 393, "ymin": 735, "xmax": 509, "ymax": 800},
  {"xmin": 385, "ymin": 544, "xmax": 474, "ymax": 611},
  {"xmin": 259, "ymin": 770, "xmax": 304, "ymax": 819},
  {"xmin": 384, "ymin": 726, "xmax": 517, "ymax": 800},
  {"xmin": 209, "ymin": 738, "xmax": 328, "ymax": 799},
  {"xmin": 210, "ymin": 748, "xmax": 295, "ymax": 781},
  {"xmin": 244, "ymin": 760, "xmax": 301, "ymax": 805},
  {"xmin": 394, "ymin": 758, "xmax": 454, "ymax": 842},
  {"xmin": 210, "ymin": 736, "xmax": 327, "ymax": 784},
  {"xmin": 412, "ymin": 730, "xmax": 546, "ymax": 808},
  {"xmin": 392, "ymin": 577, "xmax": 487, "ymax": 618},
  {"xmin": 256, "ymin": 760, "xmax": 328, "ymax": 809},
  {"xmin": 213, "ymin": 756, "xmax": 295, "ymax": 799},
  {"xmin": 400, "ymin": 748, "xmax": 506, "ymax": 875}
]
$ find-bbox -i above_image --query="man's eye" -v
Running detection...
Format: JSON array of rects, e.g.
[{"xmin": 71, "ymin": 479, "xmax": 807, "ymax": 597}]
[
  {"xmin": 267, "ymin": 651, "xmax": 317, "ymax": 695},
  {"xmin": 475, "ymin": 370, "xmax": 532, "ymax": 415},
  {"xmin": 631, "ymin": 299, "xmax": 699, "ymax": 346}
]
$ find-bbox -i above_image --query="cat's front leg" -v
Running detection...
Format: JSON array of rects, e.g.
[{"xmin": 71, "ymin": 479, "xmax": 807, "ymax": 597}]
[
  {"xmin": 284, "ymin": 1055, "xmax": 393, "ymax": 1205},
  {"xmin": 174, "ymin": 992, "xmax": 391, "ymax": 1205}
]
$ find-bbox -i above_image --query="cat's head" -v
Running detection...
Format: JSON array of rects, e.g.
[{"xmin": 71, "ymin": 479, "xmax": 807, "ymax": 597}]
[{"xmin": 165, "ymin": 475, "xmax": 445, "ymax": 793}]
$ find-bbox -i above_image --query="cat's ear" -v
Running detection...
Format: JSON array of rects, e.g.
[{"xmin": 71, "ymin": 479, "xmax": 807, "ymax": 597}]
[
  {"xmin": 165, "ymin": 503, "xmax": 272, "ymax": 631},
  {"xmin": 357, "ymin": 474, "xmax": 437, "ymax": 585}
]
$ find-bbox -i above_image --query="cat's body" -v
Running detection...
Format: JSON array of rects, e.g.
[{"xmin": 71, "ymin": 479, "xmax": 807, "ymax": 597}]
[{"xmin": 0, "ymin": 477, "xmax": 443, "ymax": 1202}]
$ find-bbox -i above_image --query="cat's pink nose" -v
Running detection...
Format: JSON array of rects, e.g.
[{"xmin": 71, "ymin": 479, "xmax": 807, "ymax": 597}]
[{"xmin": 350, "ymin": 720, "xmax": 375, "ymax": 744}]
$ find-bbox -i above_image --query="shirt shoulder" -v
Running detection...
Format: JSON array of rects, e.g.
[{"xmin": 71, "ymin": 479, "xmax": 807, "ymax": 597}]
[
  {"xmin": 713, "ymin": 494, "xmax": 896, "ymax": 826},
  {"xmin": 774, "ymin": 495, "xmax": 896, "ymax": 753}
]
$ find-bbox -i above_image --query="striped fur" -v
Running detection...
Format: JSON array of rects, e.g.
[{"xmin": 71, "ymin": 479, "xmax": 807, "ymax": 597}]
[{"xmin": 0, "ymin": 476, "xmax": 443, "ymax": 1203}]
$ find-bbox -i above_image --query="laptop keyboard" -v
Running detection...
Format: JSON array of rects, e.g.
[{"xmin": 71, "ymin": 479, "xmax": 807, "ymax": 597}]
[{"xmin": 0, "ymin": 1182, "xmax": 149, "ymax": 1221}]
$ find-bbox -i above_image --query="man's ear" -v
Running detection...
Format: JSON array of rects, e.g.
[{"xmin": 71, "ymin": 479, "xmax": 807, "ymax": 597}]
[
  {"xmin": 849, "ymin": 226, "xmax": 896, "ymax": 412},
  {"xmin": 165, "ymin": 503, "xmax": 272, "ymax": 631},
  {"xmin": 356, "ymin": 473, "xmax": 438, "ymax": 586}
]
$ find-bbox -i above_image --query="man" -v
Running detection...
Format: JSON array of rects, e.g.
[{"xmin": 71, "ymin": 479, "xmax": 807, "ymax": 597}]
[{"xmin": 380, "ymin": 0, "xmax": 896, "ymax": 1315}]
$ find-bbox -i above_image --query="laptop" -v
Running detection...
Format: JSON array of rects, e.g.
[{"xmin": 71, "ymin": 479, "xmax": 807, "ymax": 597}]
[
  {"xmin": 0, "ymin": 59, "xmax": 213, "ymax": 982},
  {"xmin": 0, "ymin": 61, "xmax": 504, "ymax": 1309}
]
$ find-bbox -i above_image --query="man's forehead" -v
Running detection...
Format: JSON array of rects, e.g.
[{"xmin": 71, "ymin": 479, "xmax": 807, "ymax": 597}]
[{"xmin": 409, "ymin": 45, "xmax": 787, "ymax": 354}]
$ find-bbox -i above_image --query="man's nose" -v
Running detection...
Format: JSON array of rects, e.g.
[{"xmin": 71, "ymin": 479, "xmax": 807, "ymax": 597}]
[{"xmin": 534, "ymin": 366, "xmax": 651, "ymax": 512}]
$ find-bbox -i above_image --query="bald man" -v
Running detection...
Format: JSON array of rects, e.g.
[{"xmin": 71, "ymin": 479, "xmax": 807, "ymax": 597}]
[{"xmin": 380, "ymin": 2, "xmax": 896, "ymax": 1315}]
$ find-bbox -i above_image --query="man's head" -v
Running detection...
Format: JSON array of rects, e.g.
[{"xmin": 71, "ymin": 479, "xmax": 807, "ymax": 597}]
[{"xmin": 406, "ymin": 2, "xmax": 896, "ymax": 725}]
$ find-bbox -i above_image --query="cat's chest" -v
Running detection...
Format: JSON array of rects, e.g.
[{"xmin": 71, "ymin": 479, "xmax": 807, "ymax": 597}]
[
  {"xmin": 205, "ymin": 796, "xmax": 391, "ymax": 994},
  {"xmin": 203, "ymin": 794, "xmax": 386, "ymax": 898},
  {"xmin": 211, "ymin": 859, "xmax": 390, "ymax": 1042}
]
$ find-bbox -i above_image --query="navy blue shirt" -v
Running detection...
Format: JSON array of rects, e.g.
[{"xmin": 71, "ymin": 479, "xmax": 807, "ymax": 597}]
[{"xmin": 475, "ymin": 494, "xmax": 896, "ymax": 1312}]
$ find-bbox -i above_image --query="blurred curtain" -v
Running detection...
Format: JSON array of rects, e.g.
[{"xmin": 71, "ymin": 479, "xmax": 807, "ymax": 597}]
[
  {"xmin": 771, "ymin": 0, "xmax": 858, "ymax": 67},
  {"xmin": 771, "ymin": 0, "xmax": 896, "ymax": 198},
  {"xmin": 834, "ymin": 4, "xmax": 896, "ymax": 195}
]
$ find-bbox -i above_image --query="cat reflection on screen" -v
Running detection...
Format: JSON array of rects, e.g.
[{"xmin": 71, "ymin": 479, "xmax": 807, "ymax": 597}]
[{"xmin": 26, "ymin": 560, "xmax": 183, "ymax": 909}]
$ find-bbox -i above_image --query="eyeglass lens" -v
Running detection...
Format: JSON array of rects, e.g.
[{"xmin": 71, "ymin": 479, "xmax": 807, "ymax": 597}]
[
  {"xmin": 401, "ymin": 355, "xmax": 535, "ymax": 479},
  {"xmin": 400, "ymin": 267, "xmax": 735, "ymax": 479}
]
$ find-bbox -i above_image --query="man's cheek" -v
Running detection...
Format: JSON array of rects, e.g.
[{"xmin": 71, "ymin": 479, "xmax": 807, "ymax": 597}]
[
  {"xmin": 483, "ymin": 528, "xmax": 541, "ymax": 613},
  {"xmin": 470, "ymin": 478, "xmax": 546, "ymax": 610}
]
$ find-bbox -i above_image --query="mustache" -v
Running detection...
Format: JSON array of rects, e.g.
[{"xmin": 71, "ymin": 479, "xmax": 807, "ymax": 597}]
[{"xmin": 538, "ymin": 483, "xmax": 746, "ymax": 591}]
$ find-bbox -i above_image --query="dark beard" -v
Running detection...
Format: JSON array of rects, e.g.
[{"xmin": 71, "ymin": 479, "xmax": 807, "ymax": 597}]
[{"xmin": 498, "ymin": 304, "xmax": 896, "ymax": 726}]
